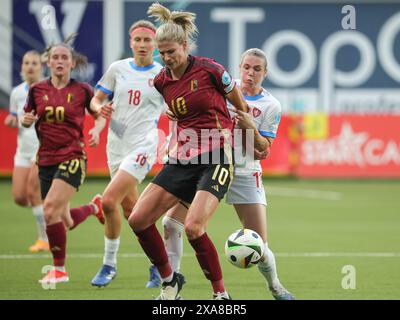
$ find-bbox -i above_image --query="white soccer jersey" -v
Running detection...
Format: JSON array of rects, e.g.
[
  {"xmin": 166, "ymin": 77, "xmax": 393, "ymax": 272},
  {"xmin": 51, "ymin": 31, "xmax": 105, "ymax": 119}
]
[
  {"xmin": 10, "ymin": 82, "xmax": 39, "ymax": 160},
  {"xmin": 96, "ymin": 59, "xmax": 164, "ymax": 158},
  {"xmin": 228, "ymin": 81, "xmax": 282, "ymax": 175}
]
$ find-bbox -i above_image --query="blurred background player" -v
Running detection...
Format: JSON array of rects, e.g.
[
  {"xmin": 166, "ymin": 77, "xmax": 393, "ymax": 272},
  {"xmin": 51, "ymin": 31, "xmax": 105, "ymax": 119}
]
[
  {"xmin": 127, "ymin": 3, "xmax": 249, "ymax": 300},
  {"xmin": 21, "ymin": 35, "xmax": 105, "ymax": 284},
  {"xmin": 4, "ymin": 50, "xmax": 49, "ymax": 252},
  {"xmin": 151, "ymin": 48, "xmax": 295, "ymax": 300},
  {"xmin": 89, "ymin": 20, "xmax": 165, "ymax": 287}
]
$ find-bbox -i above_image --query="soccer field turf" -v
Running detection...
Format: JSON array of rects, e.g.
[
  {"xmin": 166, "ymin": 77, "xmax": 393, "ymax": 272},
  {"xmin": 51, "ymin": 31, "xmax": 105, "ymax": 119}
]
[{"xmin": 0, "ymin": 178, "xmax": 399, "ymax": 300}]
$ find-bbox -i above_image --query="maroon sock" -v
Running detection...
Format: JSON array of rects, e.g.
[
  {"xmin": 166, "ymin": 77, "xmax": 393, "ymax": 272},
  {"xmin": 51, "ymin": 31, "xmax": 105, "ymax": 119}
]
[
  {"xmin": 189, "ymin": 232, "xmax": 225, "ymax": 293},
  {"xmin": 46, "ymin": 222, "xmax": 67, "ymax": 267},
  {"xmin": 69, "ymin": 204, "xmax": 94, "ymax": 230},
  {"xmin": 134, "ymin": 224, "xmax": 172, "ymax": 278}
]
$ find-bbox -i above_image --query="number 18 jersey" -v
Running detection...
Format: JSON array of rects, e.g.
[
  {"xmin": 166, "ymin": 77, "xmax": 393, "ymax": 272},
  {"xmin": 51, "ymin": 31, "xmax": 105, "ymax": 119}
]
[{"xmin": 96, "ymin": 59, "xmax": 164, "ymax": 157}]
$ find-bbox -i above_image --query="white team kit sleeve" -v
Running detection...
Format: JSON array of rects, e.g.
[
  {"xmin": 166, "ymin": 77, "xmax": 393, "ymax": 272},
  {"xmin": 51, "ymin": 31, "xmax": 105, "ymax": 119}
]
[
  {"xmin": 9, "ymin": 87, "xmax": 19, "ymax": 116},
  {"xmin": 258, "ymin": 99, "xmax": 282, "ymax": 139},
  {"xmin": 95, "ymin": 61, "xmax": 119, "ymax": 95}
]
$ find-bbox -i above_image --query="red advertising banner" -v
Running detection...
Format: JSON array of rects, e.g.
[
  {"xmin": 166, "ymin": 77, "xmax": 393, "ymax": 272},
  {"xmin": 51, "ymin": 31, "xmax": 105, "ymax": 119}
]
[
  {"xmin": 0, "ymin": 110, "xmax": 293, "ymax": 177},
  {"xmin": 297, "ymin": 115, "xmax": 400, "ymax": 178}
]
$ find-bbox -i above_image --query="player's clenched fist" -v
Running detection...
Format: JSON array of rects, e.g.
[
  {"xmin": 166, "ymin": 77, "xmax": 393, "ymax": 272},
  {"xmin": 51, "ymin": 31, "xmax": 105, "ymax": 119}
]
[{"xmin": 21, "ymin": 111, "xmax": 37, "ymax": 128}]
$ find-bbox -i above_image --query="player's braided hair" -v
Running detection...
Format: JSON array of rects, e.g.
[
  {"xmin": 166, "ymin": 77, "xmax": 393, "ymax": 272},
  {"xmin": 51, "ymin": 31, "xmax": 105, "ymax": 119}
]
[
  {"xmin": 147, "ymin": 2, "xmax": 198, "ymax": 47},
  {"xmin": 41, "ymin": 33, "xmax": 88, "ymax": 70}
]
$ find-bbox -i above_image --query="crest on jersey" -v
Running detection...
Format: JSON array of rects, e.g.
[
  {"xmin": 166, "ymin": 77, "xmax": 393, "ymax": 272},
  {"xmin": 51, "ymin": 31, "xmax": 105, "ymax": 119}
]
[
  {"xmin": 252, "ymin": 107, "xmax": 262, "ymax": 118},
  {"xmin": 190, "ymin": 79, "xmax": 198, "ymax": 91},
  {"xmin": 67, "ymin": 93, "xmax": 74, "ymax": 103},
  {"xmin": 148, "ymin": 79, "xmax": 154, "ymax": 87},
  {"xmin": 42, "ymin": 95, "xmax": 48, "ymax": 101},
  {"xmin": 221, "ymin": 71, "xmax": 232, "ymax": 86}
]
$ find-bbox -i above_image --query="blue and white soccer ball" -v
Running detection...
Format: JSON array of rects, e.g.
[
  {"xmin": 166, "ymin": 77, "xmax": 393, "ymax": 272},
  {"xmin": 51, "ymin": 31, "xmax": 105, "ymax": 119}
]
[{"xmin": 225, "ymin": 229, "xmax": 265, "ymax": 269}]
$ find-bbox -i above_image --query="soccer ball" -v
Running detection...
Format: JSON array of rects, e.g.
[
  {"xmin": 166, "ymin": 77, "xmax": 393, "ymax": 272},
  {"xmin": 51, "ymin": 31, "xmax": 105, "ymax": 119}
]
[{"xmin": 224, "ymin": 229, "xmax": 265, "ymax": 269}]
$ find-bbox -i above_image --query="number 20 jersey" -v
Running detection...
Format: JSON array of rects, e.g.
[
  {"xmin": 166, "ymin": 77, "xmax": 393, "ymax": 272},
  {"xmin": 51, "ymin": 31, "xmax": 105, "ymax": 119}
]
[{"xmin": 24, "ymin": 78, "xmax": 93, "ymax": 166}]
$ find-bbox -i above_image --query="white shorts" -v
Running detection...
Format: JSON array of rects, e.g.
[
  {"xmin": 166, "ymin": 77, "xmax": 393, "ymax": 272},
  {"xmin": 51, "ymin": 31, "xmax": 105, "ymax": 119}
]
[
  {"xmin": 14, "ymin": 151, "xmax": 35, "ymax": 168},
  {"xmin": 108, "ymin": 148, "xmax": 156, "ymax": 183},
  {"xmin": 226, "ymin": 173, "xmax": 267, "ymax": 206},
  {"xmin": 14, "ymin": 129, "xmax": 39, "ymax": 168},
  {"xmin": 14, "ymin": 142, "xmax": 38, "ymax": 168}
]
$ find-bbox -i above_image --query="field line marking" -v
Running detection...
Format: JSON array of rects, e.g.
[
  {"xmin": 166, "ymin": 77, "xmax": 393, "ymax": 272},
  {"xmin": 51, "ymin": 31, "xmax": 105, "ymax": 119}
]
[{"xmin": 1, "ymin": 252, "xmax": 400, "ymax": 260}]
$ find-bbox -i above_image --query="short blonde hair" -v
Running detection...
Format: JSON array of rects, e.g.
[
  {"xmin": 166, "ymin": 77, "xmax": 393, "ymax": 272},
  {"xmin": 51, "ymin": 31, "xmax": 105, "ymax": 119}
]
[{"xmin": 147, "ymin": 2, "xmax": 198, "ymax": 47}]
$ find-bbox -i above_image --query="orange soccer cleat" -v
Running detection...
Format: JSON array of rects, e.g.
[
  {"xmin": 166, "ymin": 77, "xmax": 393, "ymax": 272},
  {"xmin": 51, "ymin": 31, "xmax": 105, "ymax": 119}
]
[
  {"xmin": 39, "ymin": 269, "xmax": 69, "ymax": 284},
  {"xmin": 91, "ymin": 194, "xmax": 105, "ymax": 225},
  {"xmin": 29, "ymin": 239, "xmax": 50, "ymax": 253}
]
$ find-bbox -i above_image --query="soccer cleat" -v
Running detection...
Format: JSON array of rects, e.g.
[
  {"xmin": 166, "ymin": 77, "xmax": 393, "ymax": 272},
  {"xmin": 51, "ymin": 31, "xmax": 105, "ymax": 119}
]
[
  {"xmin": 39, "ymin": 269, "xmax": 69, "ymax": 284},
  {"xmin": 155, "ymin": 272, "xmax": 185, "ymax": 300},
  {"xmin": 213, "ymin": 291, "xmax": 232, "ymax": 300},
  {"xmin": 91, "ymin": 264, "xmax": 117, "ymax": 287},
  {"xmin": 270, "ymin": 285, "xmax": 295, "ymax": 300},
  {"xmin": 91, "ymin": 194, "xmax": 105, "ymax": 225},
  {"xmin": 29, "ymin": 239, "xmax": 50, "ymax": 253},
  {"xmin": 146, "ymin": 265, "xmax": 161, "ymax": 288}
]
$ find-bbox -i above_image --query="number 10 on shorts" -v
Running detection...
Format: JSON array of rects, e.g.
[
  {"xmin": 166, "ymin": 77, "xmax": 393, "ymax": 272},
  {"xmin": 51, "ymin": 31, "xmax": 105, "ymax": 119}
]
[{"xmin": 212, "ymin": 165, "xmax": 229, "ymax": 185}]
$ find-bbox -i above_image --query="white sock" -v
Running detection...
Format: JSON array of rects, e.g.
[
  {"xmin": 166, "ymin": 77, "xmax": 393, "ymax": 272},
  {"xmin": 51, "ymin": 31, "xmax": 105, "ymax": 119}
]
[
  {"xmin": 103, "ymin": 237, "xmax": 120, "ymax": 268},
  {"xmin": 162, "ymin": 216, "xmax": 184, "ymax": 273},
  {"xmin": 258, "ymin": 243, "xmax": 281, "ymax": 289},
  {"xmin": 32, "ymin": 205, "xmax": 48, "ymax": 241}
]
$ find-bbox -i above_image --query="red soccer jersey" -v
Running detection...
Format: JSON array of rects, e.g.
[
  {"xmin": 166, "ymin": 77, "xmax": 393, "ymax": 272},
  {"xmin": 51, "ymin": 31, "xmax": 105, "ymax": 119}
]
[
  {"xmin": 24, "ymin": 78, "xmax": 94, "ymax": 166},
  {"xmin": 154, "ymin": 55, "xmax": 235, "ymax": 160}
]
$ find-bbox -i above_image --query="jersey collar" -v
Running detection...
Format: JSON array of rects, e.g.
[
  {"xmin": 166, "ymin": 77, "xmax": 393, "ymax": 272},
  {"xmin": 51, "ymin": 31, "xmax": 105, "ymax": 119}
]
[{"xmin": 129, "ymin": 60, "xmax": 156, "ymax": 71}]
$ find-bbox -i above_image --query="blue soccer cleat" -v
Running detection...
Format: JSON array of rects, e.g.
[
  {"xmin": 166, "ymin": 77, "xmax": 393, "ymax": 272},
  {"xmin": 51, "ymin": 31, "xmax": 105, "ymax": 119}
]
[
  {"xmin": 270, "ymin": 285, "xmax": 296, "ymax": 300},
  {"xmin": 146, "ymin": 265, "xmax": 161, "ymax": 288},
  {"xmin": 91, "ymin": 264, "xmax": 117, "ymax": 287}
]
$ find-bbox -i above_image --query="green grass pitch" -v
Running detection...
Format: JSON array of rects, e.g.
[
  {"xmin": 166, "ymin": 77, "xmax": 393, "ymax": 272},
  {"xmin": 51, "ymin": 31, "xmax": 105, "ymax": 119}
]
[{"xmin": 0, "ymin": 178, "xmax": 399, "ymax": 300}]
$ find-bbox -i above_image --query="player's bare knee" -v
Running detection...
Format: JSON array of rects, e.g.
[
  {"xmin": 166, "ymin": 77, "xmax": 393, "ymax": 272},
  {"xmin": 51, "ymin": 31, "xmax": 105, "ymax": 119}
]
[
  {"xmin": 128, "ymin": 209, "xmax": 148, "ymax": 232},
  {"xmin": 43, "ymin": 200, "xmax": 56, "ymax": 224},
  {"xmin": 101, "ymin": 195, "xmax": 118, "ymax": 215},
  {"xmin": 184, "ymin": 221, "xmax": 203, "ymax": 240},
  {"xmin": 13, "ymin": 195, "xmax": 29, "ymax": 207}
]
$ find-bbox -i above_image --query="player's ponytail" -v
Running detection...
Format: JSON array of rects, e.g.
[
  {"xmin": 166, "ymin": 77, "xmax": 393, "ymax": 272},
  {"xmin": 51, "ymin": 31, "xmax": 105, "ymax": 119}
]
[
  {"xmin": 148, "ymin": 2, "xmax": 198, "ymax": 49},
  {"xmin": 41, "ymin": 33, "xmax": 88, "ymax": 70}
]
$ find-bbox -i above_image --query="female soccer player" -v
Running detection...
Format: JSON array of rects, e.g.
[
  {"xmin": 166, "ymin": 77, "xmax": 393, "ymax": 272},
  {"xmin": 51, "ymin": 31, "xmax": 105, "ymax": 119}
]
[
  {"xmin": 151, "ymin": 48, "xmax": 295, "ymax": 300},
  {"xmin": 4, "ymin": 51, "xmax": 49, "ymax": 252},
  {"xmin": 89, "ymin": 20, "xmax": 165, "ymax": 287},
  {"xmin": 21, "ymin": 37, "xmax": 105, "ymax": 284},
  {"xmin": 127, "ymin": 3, "xmax": 249, "ymax": 300}
]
